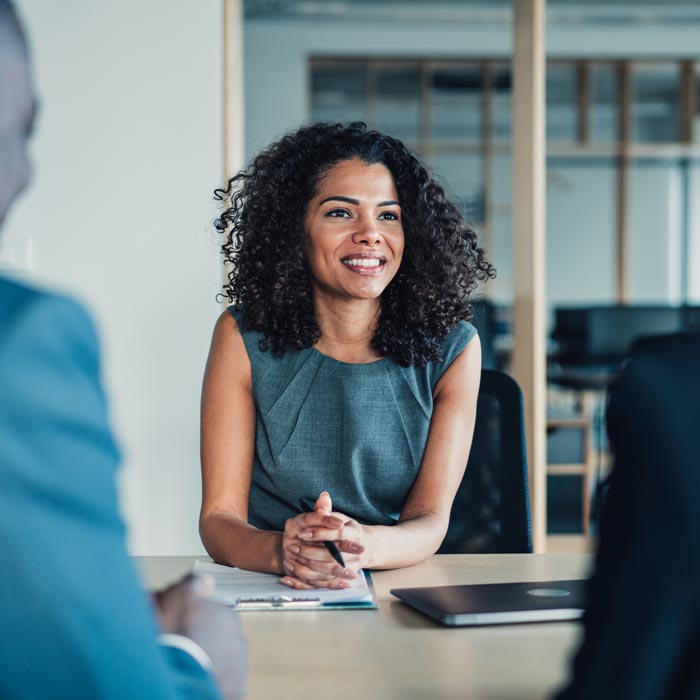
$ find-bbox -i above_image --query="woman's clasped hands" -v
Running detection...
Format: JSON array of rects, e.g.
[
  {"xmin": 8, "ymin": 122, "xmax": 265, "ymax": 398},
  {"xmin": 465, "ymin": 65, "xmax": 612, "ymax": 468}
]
[{"xmin": 281, "ymin": 491, "xmax": 367, "ymax": 590}]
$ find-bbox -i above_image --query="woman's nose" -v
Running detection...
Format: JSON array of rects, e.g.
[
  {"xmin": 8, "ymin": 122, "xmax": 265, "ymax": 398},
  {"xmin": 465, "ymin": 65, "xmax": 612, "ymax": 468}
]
[{"xmin": 351, "ymin": 220, "xmax": 381, "ymax": 246}]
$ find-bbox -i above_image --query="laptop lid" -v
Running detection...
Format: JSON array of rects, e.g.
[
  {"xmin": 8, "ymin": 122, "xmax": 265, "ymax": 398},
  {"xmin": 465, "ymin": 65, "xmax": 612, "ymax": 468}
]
[{"xmin": 391, "ymin": 579, "xmax": 587, "ymax": 627}]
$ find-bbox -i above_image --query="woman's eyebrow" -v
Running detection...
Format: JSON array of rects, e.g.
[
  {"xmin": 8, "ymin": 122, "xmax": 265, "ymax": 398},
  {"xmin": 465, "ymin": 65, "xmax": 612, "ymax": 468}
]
[
  {"xmin": 319, "ymin": 195, "xmax": 359, "ymax": 206},
  {"xmin": 318, "ymin": 196, "xmax": 400, "ymax": 207}
]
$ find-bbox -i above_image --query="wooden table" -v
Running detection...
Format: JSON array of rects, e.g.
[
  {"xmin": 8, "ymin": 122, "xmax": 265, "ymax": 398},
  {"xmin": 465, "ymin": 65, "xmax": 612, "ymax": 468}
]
[{"xmin": 137, "ymin": 554, "xmax": 592, "ymax": 700}]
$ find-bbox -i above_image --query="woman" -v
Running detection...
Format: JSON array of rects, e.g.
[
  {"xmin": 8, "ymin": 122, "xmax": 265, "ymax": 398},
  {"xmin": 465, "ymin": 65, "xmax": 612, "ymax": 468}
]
[{"xmin": 200, "ymin": 122, "xmax": 494, "ymax": 590}]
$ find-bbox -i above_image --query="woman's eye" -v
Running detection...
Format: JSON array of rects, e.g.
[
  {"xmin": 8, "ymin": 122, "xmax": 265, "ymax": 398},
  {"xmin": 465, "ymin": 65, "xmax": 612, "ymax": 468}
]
[
  {"xmin": 379, "ymin": 211, "xmax": 399, "ymax": 221},
  {"xmin": 327, "ymin": 209, "xmax": 350, "ymax": 218}
]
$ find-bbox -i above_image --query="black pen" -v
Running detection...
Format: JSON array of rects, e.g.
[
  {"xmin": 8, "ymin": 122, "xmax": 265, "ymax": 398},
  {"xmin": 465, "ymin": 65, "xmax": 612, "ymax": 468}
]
[{"xmin": 298, "ymin": 497, "xmax": 346, "ymax": 568}]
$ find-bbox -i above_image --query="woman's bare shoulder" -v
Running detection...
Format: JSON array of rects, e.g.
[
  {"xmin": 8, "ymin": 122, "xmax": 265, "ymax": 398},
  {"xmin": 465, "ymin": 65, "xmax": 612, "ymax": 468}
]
[
  {"xmin": 212, "ymin": 307, "xmax": 246, "ymax": 345},
  {"xmin": 208, "ymin": 307, "xmax": 252, "ymax": 386}
]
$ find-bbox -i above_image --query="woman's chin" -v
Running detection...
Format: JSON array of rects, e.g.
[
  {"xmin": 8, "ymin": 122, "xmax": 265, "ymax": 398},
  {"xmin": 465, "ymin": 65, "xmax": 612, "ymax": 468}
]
[
  {"xmin": 345, "ymin": 275, "xmax": 396, "ymax": 299},
  {"xmin": 313, "ymin": 279, "xmax": 390, "ymax": 303},
  {"xmin": 344, "ymin": 285, "xmax": 386, "ymax": 301}
]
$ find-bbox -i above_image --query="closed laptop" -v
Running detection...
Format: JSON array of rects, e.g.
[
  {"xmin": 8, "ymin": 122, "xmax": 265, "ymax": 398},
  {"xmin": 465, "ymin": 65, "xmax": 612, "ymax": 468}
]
[{"xmin": 391, "ymin": 579, "xmax": 587, "ymax": 627}]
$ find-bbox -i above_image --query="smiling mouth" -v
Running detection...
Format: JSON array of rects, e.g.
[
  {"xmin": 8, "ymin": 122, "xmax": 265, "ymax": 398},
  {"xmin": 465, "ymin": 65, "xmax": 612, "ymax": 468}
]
[{"xmin": 341, "ymin": 256, "xmax": 387, "ymax": 273}]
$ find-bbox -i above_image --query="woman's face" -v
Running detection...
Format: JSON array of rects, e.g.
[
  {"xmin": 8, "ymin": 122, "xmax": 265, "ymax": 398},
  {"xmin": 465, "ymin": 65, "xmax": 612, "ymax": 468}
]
[{"xmin": 304, "ymin": 158, "xmax": 404, "ymax": 302}]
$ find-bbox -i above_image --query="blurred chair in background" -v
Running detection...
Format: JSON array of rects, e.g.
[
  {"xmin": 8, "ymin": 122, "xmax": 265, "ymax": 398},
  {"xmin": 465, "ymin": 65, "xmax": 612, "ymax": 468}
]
[
  {"xmin": 547, "ymin": 303, "xmax": 690, "ymax": 537},
  {"xmin": 439, "ymin": 369, "xmax": 532, "ymax": 554},
  {"xmin": 469, "ymin": 299, "xmax": 499, "ymax": 370}
]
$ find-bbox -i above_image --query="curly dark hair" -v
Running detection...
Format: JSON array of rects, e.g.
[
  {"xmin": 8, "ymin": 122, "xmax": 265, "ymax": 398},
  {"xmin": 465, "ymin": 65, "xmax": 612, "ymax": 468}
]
[{"xmin": 214, "ymin": 122, "xmax": 495, "ymax": 367}]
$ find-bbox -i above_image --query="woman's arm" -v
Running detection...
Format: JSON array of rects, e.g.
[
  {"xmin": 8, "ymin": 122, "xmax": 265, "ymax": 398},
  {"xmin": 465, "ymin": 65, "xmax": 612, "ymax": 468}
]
[
  {"xmin": 199, "ymin": 310, "xmax": 283, "ymax": 574},
  {"xmin": 367, "ymin": 333, "xmax": 481, "ymax": 568},
  {"xmin": 201, "ymin": 312, "xmax": 361, "ymax": 582},
  {"xmin": 281, "ymin": 334, "xmax": 481, "ymax": 586}
]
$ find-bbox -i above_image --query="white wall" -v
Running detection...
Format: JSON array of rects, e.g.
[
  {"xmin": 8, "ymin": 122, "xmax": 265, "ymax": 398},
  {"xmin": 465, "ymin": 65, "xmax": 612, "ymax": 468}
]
[{"xmin": 5, "ymin": 1, "xmax": 224, "ymax": 554}]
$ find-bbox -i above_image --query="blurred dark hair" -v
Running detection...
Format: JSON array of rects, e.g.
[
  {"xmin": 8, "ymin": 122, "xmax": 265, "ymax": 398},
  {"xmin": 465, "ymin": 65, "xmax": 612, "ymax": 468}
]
[{"xmin": 214, "ymin": 121, "xmax": 495, "ymax": 367}]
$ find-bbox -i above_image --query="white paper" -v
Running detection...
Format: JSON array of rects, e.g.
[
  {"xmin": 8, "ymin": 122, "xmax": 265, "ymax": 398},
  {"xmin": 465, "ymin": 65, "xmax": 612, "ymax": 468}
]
[{"xmin": 193, "ymin": 560, "xmax": 373, "ymax": 607}]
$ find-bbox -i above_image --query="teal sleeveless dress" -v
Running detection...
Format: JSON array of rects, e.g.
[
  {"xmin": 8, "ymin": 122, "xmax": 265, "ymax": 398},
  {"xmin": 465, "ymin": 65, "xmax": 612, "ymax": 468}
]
[{"xmin": 230, "ymin": 308, "xmax": 477, "ymax": 531}]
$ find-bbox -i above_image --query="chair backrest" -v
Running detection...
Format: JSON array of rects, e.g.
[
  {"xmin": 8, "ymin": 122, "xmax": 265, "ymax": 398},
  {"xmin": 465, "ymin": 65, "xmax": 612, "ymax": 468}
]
[
  {"xmin": 438, "ymin": 369, "xmax": 533, "ymax": 554},
  {"xmin": 469, "ymin": 299, "xmax": 499, "ymax": 370}
]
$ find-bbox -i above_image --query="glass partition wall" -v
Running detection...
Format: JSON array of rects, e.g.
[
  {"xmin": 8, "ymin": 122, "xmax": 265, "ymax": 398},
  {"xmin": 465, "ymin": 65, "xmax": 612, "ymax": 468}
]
[{"xmin": 310, "ymin": 58, "xmax": 700, "ymax": 311}]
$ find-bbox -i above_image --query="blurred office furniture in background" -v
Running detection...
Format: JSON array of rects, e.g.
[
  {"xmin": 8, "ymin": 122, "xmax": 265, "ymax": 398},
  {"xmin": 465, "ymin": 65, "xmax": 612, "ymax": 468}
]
[
  {"xmin": 439, "ymin": 369, "xmax": 532, "ymax": 554},
  {"xmin": 551, "ymin": 305, "xmax": 693, "ymax": 370},
  {"xmin": 546, "ymin": 303, "xmax": 700, "ymax": 537},
  {"xmin": 469, "ymin": 299, "xmax": 498, "ymax": 370},
  {"xmin": 547, "ymin": 388, "xmax": 601, "ymax": 537},
  {"xmin": 468, "ymin": 299, "xmax": 517, "ymax": 373}
]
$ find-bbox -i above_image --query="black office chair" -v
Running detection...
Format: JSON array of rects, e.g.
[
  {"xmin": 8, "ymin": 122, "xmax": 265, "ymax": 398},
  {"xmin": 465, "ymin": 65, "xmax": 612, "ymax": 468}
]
[
  {"xmin": 438, "ymin": 369, "xmax": 533, "ymax": 554},
  {"xmin": 469, "ymin": 299, "xmax": 498, "ymax": 370}
]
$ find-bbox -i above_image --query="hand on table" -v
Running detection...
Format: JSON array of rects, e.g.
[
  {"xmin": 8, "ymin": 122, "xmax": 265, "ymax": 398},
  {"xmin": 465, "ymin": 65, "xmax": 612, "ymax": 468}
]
[
  {"xmin": 154, "ymin": 573, "xmax": 249, "ymax": 700},
  {"xmin": 281, "ymin": 491, "xmax": 367, "ymax": 590}
]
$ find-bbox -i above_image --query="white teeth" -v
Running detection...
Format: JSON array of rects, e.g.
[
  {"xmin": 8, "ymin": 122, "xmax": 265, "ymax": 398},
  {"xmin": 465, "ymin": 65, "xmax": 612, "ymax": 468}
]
[{"xmin": 343, "ymin": 258, "xmax": 382, "ymax": 268}]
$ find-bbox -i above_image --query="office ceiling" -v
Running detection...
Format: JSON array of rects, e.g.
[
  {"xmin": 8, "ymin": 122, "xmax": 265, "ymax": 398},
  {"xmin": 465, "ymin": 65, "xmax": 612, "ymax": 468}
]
[{"xmin": 244, "ymin": 1, "xmax": 700, "ymax": 24}]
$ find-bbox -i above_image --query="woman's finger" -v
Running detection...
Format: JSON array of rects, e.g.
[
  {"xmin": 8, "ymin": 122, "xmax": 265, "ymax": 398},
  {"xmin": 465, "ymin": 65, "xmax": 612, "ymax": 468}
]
[
  {"xmin": 283, "ymin": 513, "xmax": 341, "ymax": 548},
  {"xmin": 286, "ymin": 542, "xmax": 359, "ymax": 576},
  {"xmin": 283, "ymin": 558, "xmax": 351, "ymax": 586},
  {"xmin": 326, "ymin": 510, "xmax": 354, "ymax": 522},
  {"xmin": 280, "ymin": 574, "xmax": 352, "ymax": 590},
  {"xmin": 294, "ymin": 545, "xmax": 359, "ymax": 572},
  {"xmin": 298, "ymin": 525, "xmax": 351, "ymax": 541},
  {"xmin": 281, "ymin": 564, "xmax": 346, "ymax": 587},
  {"xmin": 336, "ymin": 540, "xmax": 365, "ymax": 554},
  {"xmin": 279, "ymin": 576, "xmax": 316, "ymax": 590},
  {"xmin": 291, "ymin": 543, "xmax": 333, "ymax": 562},
  {"xmin": 284, "ymin": 540, "xmax": 325, "ymax": 556},
  {"xmin": 298, "ymin": 512, "xmax": 344, "ymax": 530},
  {"xmin": 286, "ymin": 544, "xmax": 336, "ymax": 570},
  {"xmin": 296, "ymin": 553, "xmax": 358, "ymax": 580},
  {"xmin": 296, "ymin": 556, "xmax": 346, "ymax": 578},
  {"xmin": 283, "ymin": 557, "xmax": 331, "ymax": 581},
  {"xmin": 295, "ymin": 540, "xmax": 358, "ymax": 561}
]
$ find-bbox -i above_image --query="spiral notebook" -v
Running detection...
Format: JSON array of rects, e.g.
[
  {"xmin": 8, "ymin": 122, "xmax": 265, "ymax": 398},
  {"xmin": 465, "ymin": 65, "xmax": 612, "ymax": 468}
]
[{"xmin": 193, "ymin": 560, "xmax": 378, "ymax": 610}]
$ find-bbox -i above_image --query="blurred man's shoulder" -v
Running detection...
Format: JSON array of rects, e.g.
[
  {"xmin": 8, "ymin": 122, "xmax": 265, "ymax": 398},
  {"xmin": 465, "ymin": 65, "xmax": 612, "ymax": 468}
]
[
  {"xmin": 0, "ymin": 274, "xmax": 98, "ymax": 366},
  {"xmin": 0, "ymin": 273, "xmax": 40, "ymax": 316},
  {"xmin": 0, "ymin": 273, "xmax": 80, "ymax": 316}
]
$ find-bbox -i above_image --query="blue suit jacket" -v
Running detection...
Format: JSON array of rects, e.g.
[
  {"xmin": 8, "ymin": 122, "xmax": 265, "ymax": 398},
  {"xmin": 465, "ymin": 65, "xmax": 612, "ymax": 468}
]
[{"xmin": 0, "ymin": 276, "xmax": 220, "ymax": 700}]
